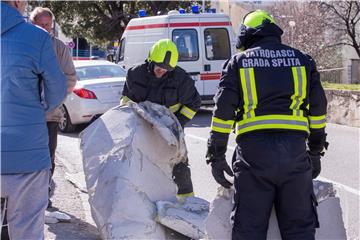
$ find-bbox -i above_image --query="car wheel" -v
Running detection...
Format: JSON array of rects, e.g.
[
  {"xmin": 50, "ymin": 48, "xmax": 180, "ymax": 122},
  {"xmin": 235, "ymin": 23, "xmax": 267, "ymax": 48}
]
[{"xmin": 58, "ymin": 105, "xmax": 76, "ymax": 133}]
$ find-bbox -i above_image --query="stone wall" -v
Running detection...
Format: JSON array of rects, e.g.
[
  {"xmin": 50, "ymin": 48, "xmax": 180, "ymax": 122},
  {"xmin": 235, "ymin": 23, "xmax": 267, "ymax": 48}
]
[{"xmin": 325, "ymin": 90, "xmax": 360, "ymax": 127}]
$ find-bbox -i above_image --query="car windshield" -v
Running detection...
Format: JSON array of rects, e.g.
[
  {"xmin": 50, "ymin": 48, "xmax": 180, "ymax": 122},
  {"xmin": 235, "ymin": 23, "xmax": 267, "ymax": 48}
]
[{"xmin": 76, "ymin": 65, "xmax": 126, "ymax": 81}]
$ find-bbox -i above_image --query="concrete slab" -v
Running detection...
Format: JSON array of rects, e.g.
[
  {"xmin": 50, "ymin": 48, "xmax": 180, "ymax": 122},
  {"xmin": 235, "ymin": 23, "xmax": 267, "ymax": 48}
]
[{"xmin": 206, "ymin": 183, "xmax": 347, "ymax": 240}]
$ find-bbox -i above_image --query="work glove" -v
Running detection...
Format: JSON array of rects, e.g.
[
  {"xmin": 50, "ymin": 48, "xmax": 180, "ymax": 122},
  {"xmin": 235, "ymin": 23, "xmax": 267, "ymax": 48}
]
[
  {"xmin": 210, "ymin": 159, "xmax": 234, "ymax": 188},
  {"xmin": 308, "ymin": 151, "xmax": 321, "ymax": 179},
  {"xmin": 172, "ymin": 162, "xmax": 193, "ymax": 195},
  {"xmin": 206, "ymin": 138, "xmax": 234, "ymax": 188}
]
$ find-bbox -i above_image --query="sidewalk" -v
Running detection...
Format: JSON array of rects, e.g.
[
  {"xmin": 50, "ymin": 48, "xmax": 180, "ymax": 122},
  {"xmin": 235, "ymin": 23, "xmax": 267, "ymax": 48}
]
[{"xmin": 44, "ymin": 157, "xmax": 100, "ymax": 240}]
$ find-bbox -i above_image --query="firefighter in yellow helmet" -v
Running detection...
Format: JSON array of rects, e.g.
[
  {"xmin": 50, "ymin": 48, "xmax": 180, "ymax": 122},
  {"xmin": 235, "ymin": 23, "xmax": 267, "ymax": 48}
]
[
  {"xmin": 206, "ymin": 10, "xmax": 328, "ymax": 239},
  {"xmin": 121, "ymin": 39, "xmax": 201, "ymax": 198}
]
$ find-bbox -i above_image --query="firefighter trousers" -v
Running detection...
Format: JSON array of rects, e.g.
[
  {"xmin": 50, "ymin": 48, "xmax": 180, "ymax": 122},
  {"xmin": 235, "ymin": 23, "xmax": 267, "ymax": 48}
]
[{"xmin": 231, "ymin": 131, "xmax": 319, "ymax": 240}]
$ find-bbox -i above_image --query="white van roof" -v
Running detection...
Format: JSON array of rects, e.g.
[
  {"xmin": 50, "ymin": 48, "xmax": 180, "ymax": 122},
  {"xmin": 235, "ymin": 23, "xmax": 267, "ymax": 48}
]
[{"xmin": 126, "ymin": 12, "xmax": 232, "ymax": 30}]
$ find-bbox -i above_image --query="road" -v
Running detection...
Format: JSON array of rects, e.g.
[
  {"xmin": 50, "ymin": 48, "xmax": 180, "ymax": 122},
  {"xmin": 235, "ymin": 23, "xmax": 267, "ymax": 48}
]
[
  {"xmin": 57, "ymin": 110, "xmax": 359, "ymax": 239},
  {"xmin": 186, "ymin": 111, "xmax": 360, "ymax": 199},
  {"xmin": 186, "ymin": 110, "xmax": 359, "ymax": 240}
]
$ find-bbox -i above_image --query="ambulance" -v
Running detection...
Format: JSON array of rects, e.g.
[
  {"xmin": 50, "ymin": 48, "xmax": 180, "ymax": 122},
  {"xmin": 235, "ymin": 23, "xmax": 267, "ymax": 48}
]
[{"xmin": 115, "ymin": 8, "xmax": 236, "ymax": 104}]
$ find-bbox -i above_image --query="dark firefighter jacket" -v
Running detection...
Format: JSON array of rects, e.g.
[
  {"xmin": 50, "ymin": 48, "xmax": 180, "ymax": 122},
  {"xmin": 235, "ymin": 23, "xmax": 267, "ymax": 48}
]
[
  {"xmin": 211, "ymin": 36, "xmax": 327, "ymax": 154},
  {"xmin": 121, "ymin": 62, "xmax": 201, "ymax": 127}
]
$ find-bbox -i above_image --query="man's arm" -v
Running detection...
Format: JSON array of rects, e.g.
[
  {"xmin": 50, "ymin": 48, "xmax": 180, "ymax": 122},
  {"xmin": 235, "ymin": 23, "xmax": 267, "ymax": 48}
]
[
  {"xmin": 210, "ymin": 56, "xmax": 240, "ymax": 140},
  {"xmin": 120, "ymin": 69, "xmax": 137, "ymax": 105},
  {"xmin": 207, "ymin": 56, "xmax": 240, "ymax": 188},
  {"xmin": 176, "ymin": 72, "xmax": 201, "ymax": 127},
  {"xmin": 40, "ymin": 35, "xmax": 67, "ymax": 112},
  {"xmin": 307, "ymin": 55, "xmax": 328, "ymax": 178},
  {"xmin": 55, "ymin": 38, "xmax": 77, "ymax": 94}
]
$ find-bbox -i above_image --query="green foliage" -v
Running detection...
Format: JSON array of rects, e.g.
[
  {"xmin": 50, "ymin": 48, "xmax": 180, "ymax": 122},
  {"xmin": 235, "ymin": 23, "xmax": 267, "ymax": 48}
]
[{"xmin": 29, "ymin": 1, "xmax": 211, "ymax": 46}]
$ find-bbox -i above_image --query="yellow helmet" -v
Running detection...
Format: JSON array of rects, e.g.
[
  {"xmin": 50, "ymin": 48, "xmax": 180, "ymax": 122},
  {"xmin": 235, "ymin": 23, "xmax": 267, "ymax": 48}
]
[
  {"xmin": 243, "ymin": 10, "xmax": 276, "ymax": 29},
  {"xmin": 148, "ymin": 39, "xmax": 178, "ymax": 71},
  {"xmin": 236, "ymin": 10, "xmax": 282, "ymax": 50}
]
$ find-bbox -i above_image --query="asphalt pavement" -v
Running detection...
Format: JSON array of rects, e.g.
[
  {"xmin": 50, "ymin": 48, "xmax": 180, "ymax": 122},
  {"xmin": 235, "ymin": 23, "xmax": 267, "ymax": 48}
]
[
  {"xmin": 44, "ymin": 156, "xmax": 100, "ymax": 240},
  {"xmin": 50, "ymin": 110, "xmax": 359, "ymax": 239}
]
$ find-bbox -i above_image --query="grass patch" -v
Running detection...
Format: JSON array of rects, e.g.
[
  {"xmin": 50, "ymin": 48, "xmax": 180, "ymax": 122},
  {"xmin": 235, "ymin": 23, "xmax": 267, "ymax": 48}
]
[{"xmin": 321, "ymin": 81, "xmax": 360, "ymax": 91}]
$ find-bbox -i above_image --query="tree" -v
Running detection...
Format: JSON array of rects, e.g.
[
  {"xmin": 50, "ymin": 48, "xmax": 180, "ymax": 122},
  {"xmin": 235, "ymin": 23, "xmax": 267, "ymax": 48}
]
[
  {"xmin": 321, "ymin": 1, "xmax": 360, "ymax": 58},
  {"xmin": 30, "ymin": 1, "xmax": 210, "ymax": 46},
  {"xmin": 265, "ymin": 1, "xmax": 343, "ymax": 69}
]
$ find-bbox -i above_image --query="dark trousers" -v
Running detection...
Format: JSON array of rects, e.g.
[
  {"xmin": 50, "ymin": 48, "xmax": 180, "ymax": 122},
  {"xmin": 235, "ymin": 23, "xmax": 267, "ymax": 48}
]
[
  {"xmin": 231, "ymin": 131, "xmax": 319, "ymax": 240},
  {"xmin": 47, "ymin": 122, "xmax": 58, "ymax": 176},
  {"xmin": 47, "ymin": 122, "xmax": 58, "ymax": 202}
]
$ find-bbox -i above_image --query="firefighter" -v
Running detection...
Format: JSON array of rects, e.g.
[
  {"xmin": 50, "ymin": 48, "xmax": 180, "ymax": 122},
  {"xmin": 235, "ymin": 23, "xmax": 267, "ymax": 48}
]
[
  {"xmin": 206, "ymin": 10, "xmax": 328, "ymax": 239},
  {"xmin": 121, "ymin": 39, "xmax": 201, "ymax": 199}
]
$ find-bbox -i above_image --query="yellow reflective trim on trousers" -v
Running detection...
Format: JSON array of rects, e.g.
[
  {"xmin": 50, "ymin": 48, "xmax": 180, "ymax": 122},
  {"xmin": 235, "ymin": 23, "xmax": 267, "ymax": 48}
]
[
  {"xmin": 120, "ymin": 96, "xmax": 131, "ymax": 105},
  {"xmin": 211, "ymin": 117, "xmax": 234, "ymax": 134},
  {"xmin": 180, "ymin": 105, "xmax": 196, "ymax": 119},
  {"xmin": 236, "ymin": 114, "xmax": 309, "ymax": 135},
  {"xmin": 290, "ymin": 66, "xmax": 307, "ymax": 117},
  {"xmin": 308, "ymin": 115, "xmax": 326, "ymax": 129},
  {"xmin": 169, "ymin": 103, "xmax": 181, "ymax": 113},
  {"xmin": 240, "ymin": 68, "xmax": 257, "ymax": 119}
]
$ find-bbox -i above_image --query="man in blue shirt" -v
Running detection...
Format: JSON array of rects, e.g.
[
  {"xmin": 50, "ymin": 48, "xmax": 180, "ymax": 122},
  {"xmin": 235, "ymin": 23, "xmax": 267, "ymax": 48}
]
[{"xmin": 1, "ymin": 1, "xmax": 67, "ymax": 239}]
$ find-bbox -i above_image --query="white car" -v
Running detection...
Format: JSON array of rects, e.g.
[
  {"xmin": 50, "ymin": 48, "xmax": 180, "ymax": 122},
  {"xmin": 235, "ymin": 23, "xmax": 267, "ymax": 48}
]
[{"xmin": 59, "ymin": 60, "xmax": 126, "ymax": 132}]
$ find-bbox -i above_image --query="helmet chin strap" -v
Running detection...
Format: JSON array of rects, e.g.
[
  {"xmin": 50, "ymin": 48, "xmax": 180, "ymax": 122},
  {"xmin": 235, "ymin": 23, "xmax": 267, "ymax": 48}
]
[{"xmin": 147, "ymin": 61, "xmax": 155, "ymax": 72}]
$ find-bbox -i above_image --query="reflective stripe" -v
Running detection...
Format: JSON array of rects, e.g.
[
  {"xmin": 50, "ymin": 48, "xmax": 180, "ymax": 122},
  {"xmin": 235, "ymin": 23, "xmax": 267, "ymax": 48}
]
[
  {"xmin": 169, "ymin": 103, "xmax": 181, "ymax": 113},
  {"xmin": 236, "ymin": 114, "xmax": 309, "ymax": 135},
  {"xmin": 180, "ymin": 105, "xmax": 196, "ymax": 119},
  {"xmin": 290, "ymin": 66, "xmax": 307, "ymax": 117},
  {"xmin": 240, "ymin": 68, "xmax": 257, "ymax": 119},
  {"xmin": 120, "ymin": 96, "xmax": 131, "ymax": 105},
  {"xmin": 309, "ymin": 115, "xmax": 326, "ymax": 129},
  {"xmin": 211, "ymin": 117, "xmax": 234, "ymax": 134}
]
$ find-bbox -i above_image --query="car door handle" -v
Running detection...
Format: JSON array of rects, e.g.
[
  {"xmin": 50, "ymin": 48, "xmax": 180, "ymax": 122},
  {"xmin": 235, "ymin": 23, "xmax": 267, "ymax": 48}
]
[
  {"xmin": 188, "ymin": 72, "xmax": 200, "ymax": 76},
  {"xmin": 204, "ymin": 64, "xmax": 211, "ymax": 71}
]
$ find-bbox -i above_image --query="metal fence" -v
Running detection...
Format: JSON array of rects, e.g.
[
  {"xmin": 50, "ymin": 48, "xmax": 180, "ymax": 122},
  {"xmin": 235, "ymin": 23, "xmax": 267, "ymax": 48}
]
[
  {"xmin": 71, "ymin": 49, "xmax": 106, "ymax": 59},
  {"xmin": 319, "ymin": 67, "xmax": 347, "ymax": 84}
]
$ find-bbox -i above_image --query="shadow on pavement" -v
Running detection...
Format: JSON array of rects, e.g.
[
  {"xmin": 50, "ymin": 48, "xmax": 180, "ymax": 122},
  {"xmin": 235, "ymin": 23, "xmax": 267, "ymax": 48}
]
[
  {"xmin": 58, "ymin": 123, "xmax": 88, "ymax": 139},
  {"xmin": 46, "ymin": 211, "xmax": 100, "ymax": 240},
  {"xmin": 187, "ymin": 109, "xmax": 212, "ymax": 128}
]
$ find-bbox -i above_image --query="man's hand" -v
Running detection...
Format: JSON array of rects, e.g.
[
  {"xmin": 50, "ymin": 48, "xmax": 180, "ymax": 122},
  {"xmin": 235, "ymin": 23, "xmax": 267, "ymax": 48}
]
[
  {"xmin": 210, "ymin": 159, "xmax": 234, "ymax": 188},
  {"xmin": 309, "ymin": 152, "xmax": 321, "ymax": 179},
  {"xmin": 206, "ymin": 137, "xmax": 233, "ymax": 188}
]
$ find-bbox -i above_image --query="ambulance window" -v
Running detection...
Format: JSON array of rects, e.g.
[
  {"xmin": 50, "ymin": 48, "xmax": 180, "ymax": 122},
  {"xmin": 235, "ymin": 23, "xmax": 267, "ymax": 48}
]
[
  {"xmin": 172, "ymin": 29, "xmax": 199, "ymax": 61},
  {"xmin": 204, "ymin": 28, "xmax": 230, "ymax": 60},
  {"xmin": 116, "ymin": 38, "xmax": 125, "ymax": 62}
]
